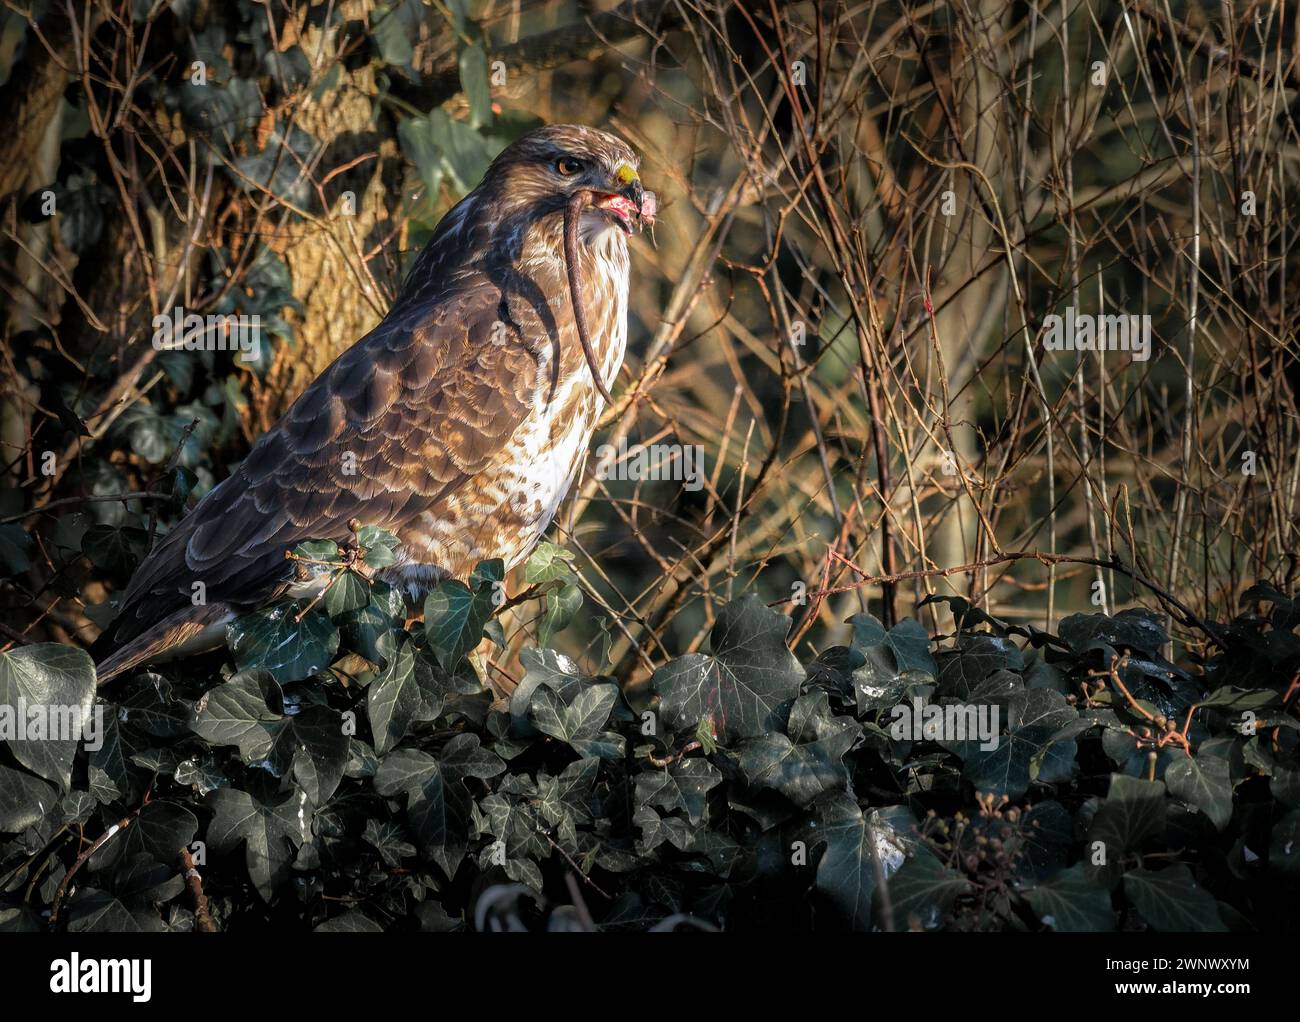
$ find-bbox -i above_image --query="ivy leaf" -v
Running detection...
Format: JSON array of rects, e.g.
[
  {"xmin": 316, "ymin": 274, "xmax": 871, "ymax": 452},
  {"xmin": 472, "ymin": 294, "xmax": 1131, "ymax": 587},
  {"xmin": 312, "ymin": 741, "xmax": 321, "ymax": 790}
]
[
  {"xmin": 883, "ymin": 619, "xmax": 937, "ymax": 676},
  {"xmin": 315, "ymin": 911, "xmax": 384, "ymax": 932},
  {"xmin": 1060, "ymin": 609, "xmax": 1168, "ymax": 657},
  {"xmin": 363, "ymin": 819, "xmax": 416, "ymax": 868},
  {"xmin": 523, "ymin": 542, "xmax": 577, "ymax": 586},
  {"xmin": 288, "ymin": 705, "xmax": 351, "ymax": 805},
  {"xmin": 1196, "ymin": 687, "xmax": 1278, "ymax": 712},
  {"xmin": 1268, "ymin": 808, "xmax": 1300, "ymax": 877},
  {"xmin": 1123, "ymin": 865, "xmax": 1226, "ymax": 931},
  {"xmin": 0, "ymin": 765, "xmax": 59, "ymax": 832},
  {"xmin": 847, "ymin": 614, "xmax": 887, "ymax": 652},
  {"xmin": 424, "ymin": 576, "xmax": 497, "ymax": 672},
  {"xmin": 177, "ymin": 76, "xmax": 261, "ymax": 140},
  {"xmin": 113, "ymin": 855, "xmax": 184, "ymax": 905},
  {"xmin": 125, "ymin": 409, "xmax": 178, "ymax": 465},
  {"xmin": 226, "ymin": 601, "xmax": 339, "ymax": 683},
  {"xmin": 634, "ymin": 804, "xmax": 696, "ymax": 854},
  {"xmin": 88, "ymin": 714, "xmax": 139, "ymax": 805},
  {"xmin": 58, "ymin": 175, "xmax": 109, "ymax": 253},
  {"xmin": 653, "ymin": 595, "xmax": 803, "ymax": 744},
  {"xmin": 0, "ymin": 524, "xmax": 32, "ymax": 576},
  {"xmin": 338, "ymin": 580, "xmax": 406, "ymax": 663},
  {"xmin": 1023, "ymin": 864, "xmax": 1116, "ymax": 931},
  {"xmin": 944, "ymin": 688, "xmax": 1077, "ymax": 799},
  {"xmin": 917, "ymin": 594, "xmax": 1018, "ymax": 636},
  {"xmin": 509, "ymin": 649, "xmax": 588, "ymax": 735},
  {"xmin": 409, "ymin": 109, "xmax": 502, "ymax": 194},
  {"xmin": 370, "ymin": 0, "xmax": 423, "ymax": 73},
  {"xmin": 1166, "ymin": 755, "xmax": 1234, "ymax": 831},
  {"xmin": 438, "ymin": 733, "xmax": 504, "ymax": 781},
  {"xmin": 538, "ymin": 582, "xmax": 582, "ymax": 646},
  {"xmin": 355, "ymin": 525, "xmax": 400, "ymax": 570},
  {"xmin": 366, "ymin": 636, "xmax": 447, "ymax": 756},
  {"xmin": 480, "ymin": 784, "xmax": 548, "ymax": 863},
  {"xmin": 879, "ymin": 849, "xmax": 970, "ymax": 931},
  {"xmin": 262, "ymin": 44, "xmax": 311, "ymax": 93},
  {"xmin": 65, "ymin": 889, "xmax": 145, "ymax": 932},
  {"xmin": 118, "ymin": 674, "xmax": 190, "ymax": 738},
  {"xmin": 192, "ymin": 673, "xmax": 349, "ymax": 802},
  {"xmin": 850, "ymin": 651, "xmax": 924, "ymax": 716},
  {"xmin": 191, "ymin": 670, "xmax": 283, "ymax": 761},
  {"xmin": 635, "ymin": 757, "xmax": 722, "ymax": 826},
  {"xmin": 174, "ymin": 756, "xmax": 228, "ymax": 796},
  {"xmin": 324, "ymin": 570, "xmax": 370, "ymax": 619},
  {"xmin": 528, "ymin": 683, "xmax": 622, "ymax": 759},
  {"xmin": 814, "ymin": 795, "xmax": 913, "ymax": 930},
  {"xmin": 82, "ymin": 525, "xmax": 147, "ymax": 580},
  {"xmin": 398, "ymin": 115, "xmax": 444, "ymax": 198},
  {"xmin": 0, "ymin": 643, "xmax": 96, "ymax": 790},
  {"xmin": 231, "ymin": 120, "xmax": 317, "ymax": 210},
  {"xmin": 965, "ymin": 669, "xmax": 1027, "ymax": 718},
  {"xmin": 1269, "ymin": 761, "xmax": 1300, "ymax": 809},
  {"xmin": 1086, "ymin": 774, "xmax": 1167, "ymax": 889},
  {"xmin": 291, "ymin": 539, "xmax": 340, "ymax": 576},
  {"xmin": 90, "ymin": 800, "xmax": 198, "ymax": 874},
  {"xmin": 734, "ymin": 720, "xmax": 859, "ymax": 807},
  {"xmin": 936, "ymin": 635, "xmax": 1024, "ymax": 698},
  {"xmin": 537, "ymin": 757, "xmax": 600, "ymax": 830},
  {"xmin": 374, "ymin": 748, "xmax": 474, "ymax": 877},
  {"xmin": 206, "ymin": 786, "xmax": 312, "ymax": 902}
]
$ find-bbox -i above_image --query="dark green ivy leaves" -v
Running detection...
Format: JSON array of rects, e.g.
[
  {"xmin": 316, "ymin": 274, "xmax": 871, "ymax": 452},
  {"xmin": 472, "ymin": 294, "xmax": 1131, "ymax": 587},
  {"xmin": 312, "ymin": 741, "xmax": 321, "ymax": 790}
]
[
  {"xmin": 206, "ymin": 786, "xmax": 311, "ymax": 902},
  {"xmin": 7, "ymin": 583, "xmax": 1297, "ymax": 933},
  {"xmin": 0, "ymin": 643, "xmax": 96, "ymax": 791},
  {"xmin": 374, "ymin": 736, "xmax": 503, "ymax": 878},
  {"xmin": 812, "ymin": 794, "xmax": 914, "ymax": 930},
  {"xmin": 366, "ymin": 635, "xmax": 449, "ymax": 757},
  {"xmin": 227, "ymin": 602, "xmax": 339, "ymax": 684},
  {"xmin": 653, "ymin": 595, "xmax": 803, "ymax": 744},
  {"xmin": 733, "ymin": 693, "xmax": 862, "ymax": 807},
  {"xmin": 192, "ymin": 670, "xmax": 349, "ymax": 803},
  {"xmin": 423, "ymin": 559, "xmax": 503, "ymax": 672}
]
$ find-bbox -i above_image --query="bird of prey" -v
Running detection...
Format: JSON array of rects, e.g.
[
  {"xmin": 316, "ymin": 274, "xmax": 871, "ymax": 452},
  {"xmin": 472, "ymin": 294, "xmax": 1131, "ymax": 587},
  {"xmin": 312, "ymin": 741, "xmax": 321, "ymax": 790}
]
[{"xmin": 94, "ymin": 124, "xmax": 655, "ymax": 684}]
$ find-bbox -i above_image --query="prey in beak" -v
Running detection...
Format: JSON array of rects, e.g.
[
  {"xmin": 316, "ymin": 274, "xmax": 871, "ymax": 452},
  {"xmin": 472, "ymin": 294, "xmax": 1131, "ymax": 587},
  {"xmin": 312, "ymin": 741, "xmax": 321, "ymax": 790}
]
[
  {"xmin": 562, "ymin": 157, "xmax": 657, "ymax": 406},
  {"xmin": 591, "ymin": 162, "xmax": 657, "ymax": 234}
]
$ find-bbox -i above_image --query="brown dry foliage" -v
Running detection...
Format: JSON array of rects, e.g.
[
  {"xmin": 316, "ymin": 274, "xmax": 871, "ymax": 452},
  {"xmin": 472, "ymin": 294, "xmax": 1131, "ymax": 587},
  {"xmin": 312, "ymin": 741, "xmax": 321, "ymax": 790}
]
[{"xmin": 2, "ymin": 0, "xmax": 1298, "ymax": 680}]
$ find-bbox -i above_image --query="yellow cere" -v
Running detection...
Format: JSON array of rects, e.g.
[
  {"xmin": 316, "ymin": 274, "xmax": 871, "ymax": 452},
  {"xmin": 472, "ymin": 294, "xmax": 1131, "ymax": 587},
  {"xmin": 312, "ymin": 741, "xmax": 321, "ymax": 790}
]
[{"xmin": 615, "ymin": 162, "xmax": 639, "ymax": 185}]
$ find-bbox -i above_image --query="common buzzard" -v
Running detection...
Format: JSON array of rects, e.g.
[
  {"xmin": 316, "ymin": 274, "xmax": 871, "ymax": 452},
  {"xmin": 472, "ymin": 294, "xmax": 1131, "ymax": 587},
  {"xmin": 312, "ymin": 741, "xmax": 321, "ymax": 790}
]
[{"xmin": 94, "ymin": 124, "xmax": 655, "ymax": 683}]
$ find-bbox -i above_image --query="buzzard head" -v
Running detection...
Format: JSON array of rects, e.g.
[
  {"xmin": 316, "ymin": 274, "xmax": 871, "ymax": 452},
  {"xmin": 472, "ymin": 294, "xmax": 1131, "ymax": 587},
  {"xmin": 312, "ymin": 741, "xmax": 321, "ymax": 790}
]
[{"xmin": 481, "ymin": 124, "xmax": 656, "ymax": 239}]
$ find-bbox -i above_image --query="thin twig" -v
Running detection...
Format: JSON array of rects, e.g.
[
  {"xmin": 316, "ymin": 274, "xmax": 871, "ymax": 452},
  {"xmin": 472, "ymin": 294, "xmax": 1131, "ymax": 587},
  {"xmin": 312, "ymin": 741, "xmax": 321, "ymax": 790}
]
[
  {"xmin": 49, "ymin": 791, "xmax": 151, "ymax": 927},
  {"xmin": 180, "ymin": 845, "xmax": 217, "ymax": 933}
]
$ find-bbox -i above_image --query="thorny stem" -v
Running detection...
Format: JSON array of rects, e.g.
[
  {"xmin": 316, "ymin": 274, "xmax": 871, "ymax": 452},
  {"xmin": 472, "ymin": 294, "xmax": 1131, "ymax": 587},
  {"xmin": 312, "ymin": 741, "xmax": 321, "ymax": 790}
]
[
  {"xmin": 537, "ymin": 828, "xmax": 610, "ymax": 900},
  {"xmin": 50, "ymin": 788, "xmax": 152, "ymax": 927},
  {"xmin": 180, "ymin": 845, "xmax": 217, "ymax": 933},
  {"xmin": 285, "ymin": 521, "xmax": 366, "ymax": 621},
  {"xmin": 776, "ymin": 549, "xmax": 1228, "ymax": 652},
  {"xmin": 647, "ymin": 739, "xmax": 702, "ymax": 768},
  {"xmin": 1093, "ymin": 654, "xmax": 1191, "ymax": 756}
]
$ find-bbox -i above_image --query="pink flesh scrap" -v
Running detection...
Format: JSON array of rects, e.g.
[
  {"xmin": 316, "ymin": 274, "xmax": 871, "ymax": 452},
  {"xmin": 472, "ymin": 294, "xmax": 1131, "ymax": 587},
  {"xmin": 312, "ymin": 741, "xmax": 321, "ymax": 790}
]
[{"xmin": 596, "ymin": 191, "xmax": 656, "ymax": 228}]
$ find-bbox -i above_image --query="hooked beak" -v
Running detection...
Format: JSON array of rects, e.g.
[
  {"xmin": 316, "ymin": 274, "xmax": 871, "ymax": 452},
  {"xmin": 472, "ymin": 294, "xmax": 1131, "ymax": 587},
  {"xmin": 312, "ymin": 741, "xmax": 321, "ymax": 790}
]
[
  {"xmin": 623, "ymin": 179, "xmax": 657, "ymax": 230},
  {"xmin": 591, "ymin": 164, "xmax": 657, "ymax": 234}
]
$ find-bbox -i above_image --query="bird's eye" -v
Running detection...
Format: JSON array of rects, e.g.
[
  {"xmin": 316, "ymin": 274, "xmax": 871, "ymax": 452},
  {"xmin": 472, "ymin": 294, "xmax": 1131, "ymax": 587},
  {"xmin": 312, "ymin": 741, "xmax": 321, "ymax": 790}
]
[{"xmin": 555, "ymin": 157, "xmax": 584, "ymax": 177}]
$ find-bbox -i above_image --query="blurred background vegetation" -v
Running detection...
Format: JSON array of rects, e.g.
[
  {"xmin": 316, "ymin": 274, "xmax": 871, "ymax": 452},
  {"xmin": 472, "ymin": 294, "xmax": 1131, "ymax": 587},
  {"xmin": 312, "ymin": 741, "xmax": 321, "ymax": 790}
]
[{"xmin": 1, "ymin": 0, "xmax": 1298, "ymax": 685}]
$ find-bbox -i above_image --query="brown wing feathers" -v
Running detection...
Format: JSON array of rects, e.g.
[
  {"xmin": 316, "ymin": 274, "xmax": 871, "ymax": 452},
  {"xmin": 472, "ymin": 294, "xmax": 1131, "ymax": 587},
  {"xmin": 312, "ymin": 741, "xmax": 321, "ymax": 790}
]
[{"xmin": 95, "ymin": 283, "xmax": 535, "ymax": 682}]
